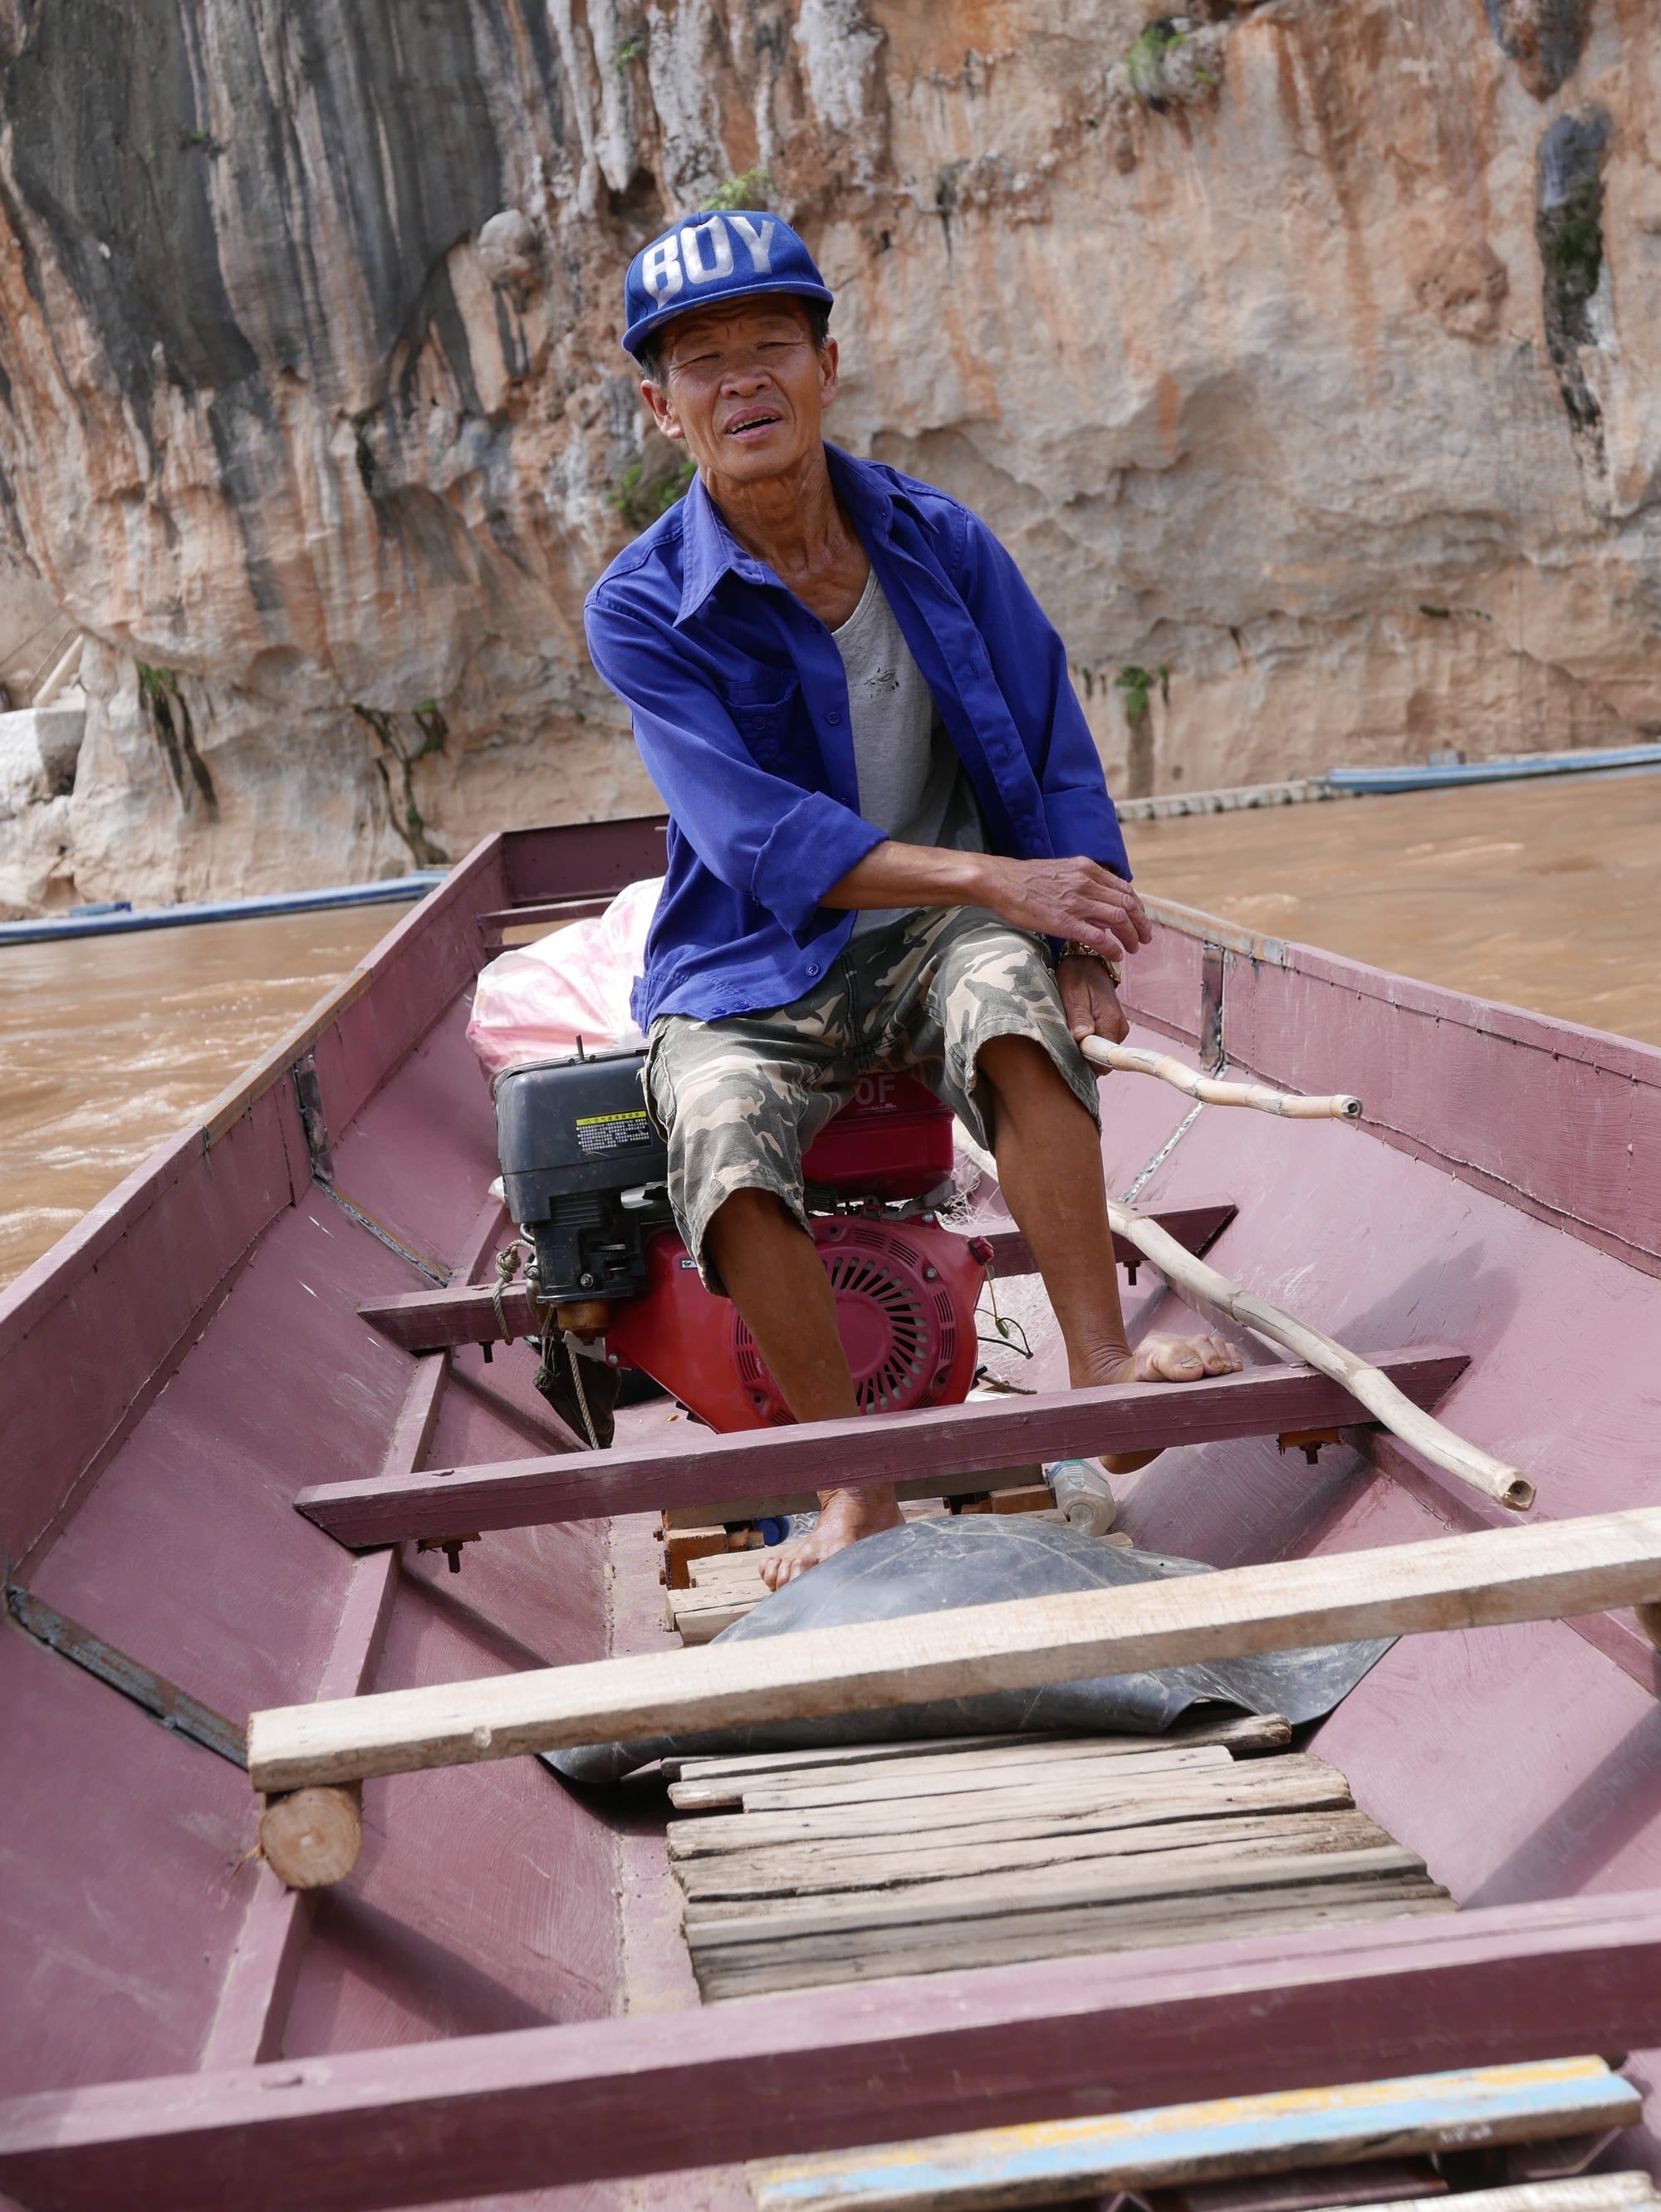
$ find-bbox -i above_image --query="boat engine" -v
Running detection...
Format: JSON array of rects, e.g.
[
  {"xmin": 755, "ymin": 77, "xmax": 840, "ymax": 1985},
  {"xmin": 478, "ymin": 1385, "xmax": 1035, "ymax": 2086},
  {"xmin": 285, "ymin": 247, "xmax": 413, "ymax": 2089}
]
[{"xmin": 494, "ymin": 1047, "xmax": 988, "ymax": 1432}]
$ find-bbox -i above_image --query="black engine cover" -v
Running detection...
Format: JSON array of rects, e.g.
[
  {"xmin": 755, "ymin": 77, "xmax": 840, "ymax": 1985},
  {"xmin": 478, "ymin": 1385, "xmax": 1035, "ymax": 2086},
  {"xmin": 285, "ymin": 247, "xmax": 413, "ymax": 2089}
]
[{"xmin": 494, "ymin": 1048, "xmax": 672, "ymax": 1302}]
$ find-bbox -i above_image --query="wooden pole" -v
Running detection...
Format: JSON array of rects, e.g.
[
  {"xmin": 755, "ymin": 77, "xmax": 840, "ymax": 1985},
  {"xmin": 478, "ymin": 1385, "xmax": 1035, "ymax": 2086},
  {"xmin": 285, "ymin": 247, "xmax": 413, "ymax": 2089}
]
[
  {"xmin": 1101, "ymin": 1195, "xmax": 1536, "ymax": 1513},
  {"xmin": 953, "ymin": 1117, "xmax": 1529, "ymax": 1514},
  {"xmin": 257, "ymin": 1785, "xmax": 363, "ymax": 1890},
  {"xmin": 1080, "ymin": 1038, "xmax": 1361, "ymax": 1120},
  {"xmin": 245, "ymin": 1505, "xmax": 1661, "ymax": 1797}
]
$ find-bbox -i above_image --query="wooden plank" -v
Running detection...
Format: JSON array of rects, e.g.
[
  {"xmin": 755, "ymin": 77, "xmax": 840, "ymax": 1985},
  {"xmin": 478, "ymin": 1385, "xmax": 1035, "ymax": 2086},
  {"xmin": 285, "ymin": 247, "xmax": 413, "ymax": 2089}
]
[
  {"xmin": 724, "ymin": 1739, "xmax": 1235, "ymax": 1813},
  {"xmin": 1328, "ymin": 2181, "xmax": 1659, "ymax": 2212},
  {"xmin": 693, "ymin": 1888, "xmax": 1460, "ymax": 2000},
  {"xmin": 474, "ymin": 895, "xmax": 610, "ymax": 937},
  {"xmin": 672, "ymin": 1599, "xmax": 759, "ymax": 1646},
  {"xmin": 5, "ymin": 1891, "xmax": 1661, "ymax": 2211},
  {"xmin": 352, "ymin": 1204, "xmax": 1238, "ymax": 1352},
  {"xmin": 669, "ymin": 1582, "xmax": 760, "ymax": 1614},
  {"xmin": 673, "ymin": 1735, "xmax": 1019, "ymax": 1778},
  {"xmin": 293, "ymin": 1345, "xmax": 1470, "ymax": 1548},
  {"xmin": 684, "ymin": 1842, "xmax": 1431, "ymax": 1949},
  {"xmin": 247, "ymin": 1503, "xmax": 1661, "ymax": 1793},
  {"xmin": 685, "ymin": 1549, "xmax": 773, "ymax": 1586},
  {"xmin": 666, "ymin": 1724, "xmax": 1282, "ymax": 1809},
  {"xmin": 677, "ymin": 1811, "xmax": 1399, "ymax": 1905},
  {"xmin": 666, "ymin": 1758, "xmax": 1352, "ymax": 1859},
  {"xmin": 662, "ymin": 1711, "xmax": 1291, "ymax": 1786},
  {"xmin": 741, "ymin": 2059, "xmax": 1637, "ymax": 2212}
]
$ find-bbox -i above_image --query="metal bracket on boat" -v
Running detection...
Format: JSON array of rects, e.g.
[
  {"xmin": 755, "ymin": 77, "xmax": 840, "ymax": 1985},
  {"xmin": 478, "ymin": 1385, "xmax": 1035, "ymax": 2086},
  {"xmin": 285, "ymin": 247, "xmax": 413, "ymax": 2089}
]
[
  {"xmin": 1199, "ymin": 943, "xmax": 1227, "ymax": 1073},
  {"xmin": 1277, "ymin": 1425, "xmax": 1345, "ymax": 1464},
  {"xmin": 292, "ymin": 1050, "xmax": 334, "ymax": 1181},
  {"xmin": 416, "ymin": 1533, "xmax": 480, "ymax": 1575},
  {"xmin": 292, "ymin": 1049, "xmax": 448, "ymax": 1284},
  {"xmin": 3, "ymin": 1577, "xmax": 247, "ymax": 1768}
]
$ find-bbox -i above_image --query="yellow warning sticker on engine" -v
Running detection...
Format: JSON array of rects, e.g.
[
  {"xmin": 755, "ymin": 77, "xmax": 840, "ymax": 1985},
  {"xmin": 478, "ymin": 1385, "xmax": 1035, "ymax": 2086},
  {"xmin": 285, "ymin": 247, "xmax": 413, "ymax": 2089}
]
[{"xmin": 574, "ymin": 1110, "xmax": 653, "ymax": 1155}]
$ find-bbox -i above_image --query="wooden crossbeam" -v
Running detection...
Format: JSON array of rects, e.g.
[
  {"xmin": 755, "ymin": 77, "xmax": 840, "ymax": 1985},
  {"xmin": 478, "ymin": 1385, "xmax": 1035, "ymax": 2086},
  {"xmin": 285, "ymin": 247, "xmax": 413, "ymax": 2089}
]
[
  {"xmin": 473, "ymin": 895, "xmax": 610, "ymax": 951},
  {"xmin": 5, "ymin": 1892, "xmax": 1661, "ymax": 2212},
  {"xmin": 294, "ymin": 1343, "xmax": 1467, "ymax": 1549},
  {"xmin": 249, "ymin": 1504, "xmax": 1661, "ymax": 1794},
  {"xmin": 353, "ymin": 1202, "xmax": 1238, "ymax": 1354}
]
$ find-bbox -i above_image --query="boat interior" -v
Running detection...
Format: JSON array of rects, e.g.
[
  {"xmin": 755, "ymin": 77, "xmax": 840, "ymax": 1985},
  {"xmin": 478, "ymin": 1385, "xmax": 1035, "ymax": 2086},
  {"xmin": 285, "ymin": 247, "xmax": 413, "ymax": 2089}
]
[{"xmin": 2, "ymin": 816, "xmax": 1660, "ymax": 2210}]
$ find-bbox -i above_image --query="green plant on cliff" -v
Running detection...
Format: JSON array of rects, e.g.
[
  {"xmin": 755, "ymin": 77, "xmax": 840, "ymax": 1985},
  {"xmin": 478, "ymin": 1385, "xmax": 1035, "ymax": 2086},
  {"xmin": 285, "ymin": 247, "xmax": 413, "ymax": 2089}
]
[
  {"xmin": 137, "ymin": 662, "xmax": 218, "ymax": 819},
  {"xmin": 351, "ymin": 407, "xmax": 379, "ymax": 497},
  {"xmin": 1540, "ymin": 176, "xmax": 1605, "ymax": 328},
  {"xmin": 1115, "ymin": 664, "xmax": 1169, "ymax": 720},
  {"xmin": 352, "ymin": 705, "xmax": 449, "ymax": 868},
  {"xmin": 708, "ymin": 165, "xmax": 772, "ymax": 212},
  {"xmin": 1124, "ymin": 21, "xmax": 1184, "ymax": 100},
  {"xmin": 615, "ymin": 37, "xmax": 644, "ymax": 69},
  {"xmin": 411, "ymin": 699, "xmax": 448, "ymax": 756},
  {"xmin": 611, "ymin": 452, "xmax": 695, "ymax": 530}
]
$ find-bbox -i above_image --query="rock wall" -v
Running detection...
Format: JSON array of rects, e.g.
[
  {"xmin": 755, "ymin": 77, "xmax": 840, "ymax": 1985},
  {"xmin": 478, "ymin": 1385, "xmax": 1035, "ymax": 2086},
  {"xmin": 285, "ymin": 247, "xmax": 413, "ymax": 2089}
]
[{"xmin": 0, "ymin": 0, "xmax": 1656, "ymax": 912}]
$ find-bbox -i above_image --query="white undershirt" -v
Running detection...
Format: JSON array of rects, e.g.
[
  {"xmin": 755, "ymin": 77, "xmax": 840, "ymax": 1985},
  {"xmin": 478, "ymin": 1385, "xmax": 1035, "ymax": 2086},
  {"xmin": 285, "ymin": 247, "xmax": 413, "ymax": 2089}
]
[{"xmin": 831, "ymin": 571, "xmax": 984, "ymax": 935}]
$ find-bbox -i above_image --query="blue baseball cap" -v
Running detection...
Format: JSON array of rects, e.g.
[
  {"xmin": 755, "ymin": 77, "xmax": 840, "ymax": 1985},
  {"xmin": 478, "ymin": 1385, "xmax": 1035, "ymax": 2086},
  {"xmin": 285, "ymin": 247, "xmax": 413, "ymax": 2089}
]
[{"xmin": 621, "ymin": 210, "xmax": 834, "ymax": 360}]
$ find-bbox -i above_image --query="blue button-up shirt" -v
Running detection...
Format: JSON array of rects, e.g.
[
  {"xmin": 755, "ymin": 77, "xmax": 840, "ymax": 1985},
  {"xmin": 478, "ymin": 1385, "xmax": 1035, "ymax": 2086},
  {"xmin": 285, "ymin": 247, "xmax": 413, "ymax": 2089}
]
[{"xmin": 583, "ymin": 444, "xmax": 1130, "ymax": 1029}]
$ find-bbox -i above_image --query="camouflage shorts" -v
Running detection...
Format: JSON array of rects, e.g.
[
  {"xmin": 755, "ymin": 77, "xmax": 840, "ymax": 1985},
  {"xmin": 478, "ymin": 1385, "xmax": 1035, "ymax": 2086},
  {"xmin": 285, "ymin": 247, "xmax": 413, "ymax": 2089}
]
[{"xmin": 644, "ymin": 906, "xmax": 1100, "ymax": 1291}]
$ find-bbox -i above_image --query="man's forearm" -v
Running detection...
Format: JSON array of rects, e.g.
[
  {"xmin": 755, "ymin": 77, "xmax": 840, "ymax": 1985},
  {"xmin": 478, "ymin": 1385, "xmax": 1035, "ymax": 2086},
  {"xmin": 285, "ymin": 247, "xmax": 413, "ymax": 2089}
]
[
  {"xmin": 821, "ymin": 841, "xmax": 996, "ymax": 913},
  {"xmin": 824, "ymin": 840, "xmax": 1152, "ymax": 962}
]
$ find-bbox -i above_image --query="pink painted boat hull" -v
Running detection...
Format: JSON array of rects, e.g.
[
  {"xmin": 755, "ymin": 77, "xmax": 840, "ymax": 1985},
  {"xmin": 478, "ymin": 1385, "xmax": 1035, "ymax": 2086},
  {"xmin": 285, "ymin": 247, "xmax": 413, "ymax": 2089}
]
[{"xmin": 2, "ymin": 820, "xmax": 1659, "ymax": 2208}]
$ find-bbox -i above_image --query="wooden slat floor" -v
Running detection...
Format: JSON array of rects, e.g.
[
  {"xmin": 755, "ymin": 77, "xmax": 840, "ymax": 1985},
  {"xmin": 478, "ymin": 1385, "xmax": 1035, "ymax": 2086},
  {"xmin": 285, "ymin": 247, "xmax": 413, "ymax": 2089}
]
[
  {"xmin": 664, "ymin": 1714, "xmax": 1456, "ymax": 2002},
  {"xmin": 668, "ymin": 1544, "xmax": 774, "ymax": 1645}
]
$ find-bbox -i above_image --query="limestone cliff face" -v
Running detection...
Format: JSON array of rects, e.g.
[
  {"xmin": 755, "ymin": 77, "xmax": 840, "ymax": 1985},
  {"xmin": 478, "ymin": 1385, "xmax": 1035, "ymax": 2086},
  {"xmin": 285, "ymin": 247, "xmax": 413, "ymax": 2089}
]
[{"xmin": 0, "ymin": 0, "xmax": 1656, "ymax": 912}]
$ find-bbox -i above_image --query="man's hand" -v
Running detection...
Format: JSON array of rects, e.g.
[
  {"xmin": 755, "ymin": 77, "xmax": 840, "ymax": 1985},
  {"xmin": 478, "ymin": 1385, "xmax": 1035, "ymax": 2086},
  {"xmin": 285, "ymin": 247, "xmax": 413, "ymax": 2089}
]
[
  {"xmin": 824, "ymin": 845, "xmax": 1151, "ymax": 963},
  {"xmin": 1058, "ymin": 953, "xmax": 1129, "ymax": 1046},
  {"xmin": 977, "ymin": 853, "xmax": 1150, "ymax": 962}
]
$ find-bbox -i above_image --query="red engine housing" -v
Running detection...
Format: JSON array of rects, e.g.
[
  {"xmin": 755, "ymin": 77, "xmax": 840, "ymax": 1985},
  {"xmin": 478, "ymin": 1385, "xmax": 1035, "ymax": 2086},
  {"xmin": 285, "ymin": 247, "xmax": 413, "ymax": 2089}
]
[
  {"xmin": 603, "ymin": 1214, "xmax": 985, "ymax": 1432},
  {"xmin": 601, "ymin": 1074, "xmax": 982, "ymax": 1432},
  {"xmin": 799, "ymin": 1069, "xmax": 955, "ymax": 1200}
]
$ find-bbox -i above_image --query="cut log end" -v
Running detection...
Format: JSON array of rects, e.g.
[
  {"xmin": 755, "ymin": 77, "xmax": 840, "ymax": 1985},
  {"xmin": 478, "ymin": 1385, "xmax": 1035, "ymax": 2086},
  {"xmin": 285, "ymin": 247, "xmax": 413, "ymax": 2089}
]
[
  {"xmin": 1499, "ymin": 1472, "xmax": 1537, "ymax": 1513},
  {"xmin": 258, "ymin": 1783, "xmax": 363, "ymax": 1890}
]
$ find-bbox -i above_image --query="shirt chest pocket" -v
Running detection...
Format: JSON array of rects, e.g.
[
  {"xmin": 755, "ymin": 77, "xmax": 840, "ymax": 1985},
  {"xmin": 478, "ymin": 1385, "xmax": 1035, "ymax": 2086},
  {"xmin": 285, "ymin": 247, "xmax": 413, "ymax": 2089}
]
[{"xmin": 727, "ymin": 677, "xmax": 803, "ymax": 775}]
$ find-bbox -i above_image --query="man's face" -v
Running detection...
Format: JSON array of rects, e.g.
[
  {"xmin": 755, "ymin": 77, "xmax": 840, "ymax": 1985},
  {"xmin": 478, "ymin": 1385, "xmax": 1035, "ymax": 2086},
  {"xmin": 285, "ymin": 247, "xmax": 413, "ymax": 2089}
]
[{"xmin": 641, "ymin": 297, "xmax": 838, "ymax": 483}]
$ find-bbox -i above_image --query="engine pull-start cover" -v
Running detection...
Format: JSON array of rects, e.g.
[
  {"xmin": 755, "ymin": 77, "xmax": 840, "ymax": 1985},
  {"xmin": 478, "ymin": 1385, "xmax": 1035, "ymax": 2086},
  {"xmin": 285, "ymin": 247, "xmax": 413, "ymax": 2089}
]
[{"xmin": 603, "ymin": 1215, "xmax": 985, "ymax": 1431}]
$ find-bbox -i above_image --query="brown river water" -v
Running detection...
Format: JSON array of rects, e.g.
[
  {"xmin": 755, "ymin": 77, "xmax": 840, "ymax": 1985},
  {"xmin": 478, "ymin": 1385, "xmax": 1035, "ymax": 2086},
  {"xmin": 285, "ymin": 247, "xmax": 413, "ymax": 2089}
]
[{"xmin": 2, "ymin": 768, "xmax": 1656, "ymax": 1292}]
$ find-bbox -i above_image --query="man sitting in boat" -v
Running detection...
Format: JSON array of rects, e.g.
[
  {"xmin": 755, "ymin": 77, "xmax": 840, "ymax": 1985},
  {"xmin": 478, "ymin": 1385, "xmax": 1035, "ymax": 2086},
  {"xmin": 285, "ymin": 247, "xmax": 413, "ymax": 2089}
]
[{"xmin": 585, "ymin": 211, "xmax": 1240, "ymax": 1586}]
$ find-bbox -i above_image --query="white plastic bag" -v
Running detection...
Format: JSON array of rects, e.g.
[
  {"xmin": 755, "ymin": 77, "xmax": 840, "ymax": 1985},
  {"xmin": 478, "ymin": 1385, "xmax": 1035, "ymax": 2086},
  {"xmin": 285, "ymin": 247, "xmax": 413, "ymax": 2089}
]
[{"xmin": 467, "ymin": 876, "xmax": 662, "ymax": 1078}]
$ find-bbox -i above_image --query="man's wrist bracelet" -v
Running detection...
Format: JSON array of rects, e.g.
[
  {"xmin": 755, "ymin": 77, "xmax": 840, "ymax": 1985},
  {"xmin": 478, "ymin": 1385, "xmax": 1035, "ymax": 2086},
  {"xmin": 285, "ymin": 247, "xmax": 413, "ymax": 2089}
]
[{"xmin": 1059, "ymin": 940, "xmax": 1122, "ymax": 987}]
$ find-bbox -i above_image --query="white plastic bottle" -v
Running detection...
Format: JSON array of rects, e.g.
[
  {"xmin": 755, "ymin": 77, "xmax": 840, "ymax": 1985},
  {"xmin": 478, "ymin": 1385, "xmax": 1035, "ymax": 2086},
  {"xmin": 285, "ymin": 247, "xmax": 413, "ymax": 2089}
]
[{"xmin": 1047, "ymin": 1458, "xmax": 1117, "ymax": 1536}]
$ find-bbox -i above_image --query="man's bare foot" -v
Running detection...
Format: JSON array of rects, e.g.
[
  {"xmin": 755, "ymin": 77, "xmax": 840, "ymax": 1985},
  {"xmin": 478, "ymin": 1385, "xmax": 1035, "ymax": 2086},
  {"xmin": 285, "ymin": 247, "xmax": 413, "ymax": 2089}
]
[
  {"xmin": 758, "ymin": 1484, "xmax": 904, "ymax": 1590},
  {"xmin": 1094, "ymin": 1332, "xmax": 1242, "ymax": 1473},
  {"xmin": 1122, "ymin": 1332, "xmax": 1242, "ymax": 1385}
]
